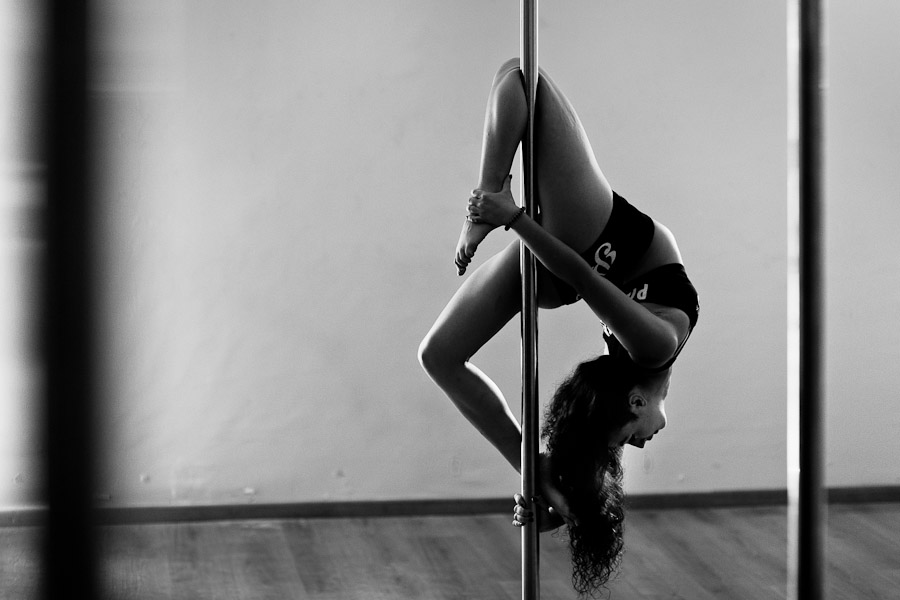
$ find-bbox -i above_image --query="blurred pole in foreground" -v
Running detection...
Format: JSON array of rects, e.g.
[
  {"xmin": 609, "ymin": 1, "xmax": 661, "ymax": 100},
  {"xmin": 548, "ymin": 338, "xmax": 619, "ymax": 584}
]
[{"xmin": 41, "ymin": 0, "xmax": 98, "ymax": 598}]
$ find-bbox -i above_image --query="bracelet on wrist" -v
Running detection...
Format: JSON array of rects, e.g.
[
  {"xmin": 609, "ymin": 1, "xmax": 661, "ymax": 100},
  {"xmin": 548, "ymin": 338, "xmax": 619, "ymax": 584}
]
[{"xmin": 504, "ymin": 207, "xmax": 526, "ymax": 230}]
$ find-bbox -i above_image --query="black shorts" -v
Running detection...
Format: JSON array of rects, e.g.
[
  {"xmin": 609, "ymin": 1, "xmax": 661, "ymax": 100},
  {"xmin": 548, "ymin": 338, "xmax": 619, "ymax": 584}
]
[
  {"xmin": 549, "ymin": 191, "xmax": 655, "ymax": 302},
  {"xmin": 604, "ymin": 264, "xmax": 700, "ymax": 372},
  {"xmin": 619, "ymin": 263, "xmax": 700, "ymax": 330},
  {"xmin": 548, "ymin": 191, "xmax": 700, "ymax": 330}
]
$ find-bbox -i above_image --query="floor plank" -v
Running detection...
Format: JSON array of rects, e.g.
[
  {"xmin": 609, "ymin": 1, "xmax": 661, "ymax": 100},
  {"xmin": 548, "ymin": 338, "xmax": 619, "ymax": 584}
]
[
  {"xmin": 2, "ymin": 503, "xmax": 898, "ymax": 599},
  {"xmin": 825, "ymin": 504, "xmax": 900, "ymax": 600},
  {"xmin": 0, "ymin": 526, "xmax": 40, "ymax": 600}
]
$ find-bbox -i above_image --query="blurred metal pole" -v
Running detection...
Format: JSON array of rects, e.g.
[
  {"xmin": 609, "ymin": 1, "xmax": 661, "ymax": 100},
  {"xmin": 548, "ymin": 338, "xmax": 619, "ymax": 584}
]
[
  {"xmin": 520, "ymin": 1, "xmax": 539, "ymax": 600},
  {"xmin": 42, "ymin": 0, "xmax": 98, "ymax": 598},
  {"xmin": 787, "ymin": 0, "xmax": 826, "ymax": 599}
]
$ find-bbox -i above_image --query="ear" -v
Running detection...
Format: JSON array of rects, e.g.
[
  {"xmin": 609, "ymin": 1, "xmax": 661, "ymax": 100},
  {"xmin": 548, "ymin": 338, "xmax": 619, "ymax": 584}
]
[{"xmin": 628, "ymin": 391, "xmax": 647, "ymax": 409}]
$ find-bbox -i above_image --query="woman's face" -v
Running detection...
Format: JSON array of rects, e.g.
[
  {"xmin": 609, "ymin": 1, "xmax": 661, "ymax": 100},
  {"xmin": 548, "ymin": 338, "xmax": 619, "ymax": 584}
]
[{"xmin": 608, "ymin": 375, "xmax": 670, "ymax": 448}]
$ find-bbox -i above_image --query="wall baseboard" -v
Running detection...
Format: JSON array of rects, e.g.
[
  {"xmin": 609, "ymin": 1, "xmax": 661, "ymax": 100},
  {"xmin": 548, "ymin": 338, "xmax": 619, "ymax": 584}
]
[{"xmin": 3, "ymin": 486, "xmax": 898, "ymax": 528}]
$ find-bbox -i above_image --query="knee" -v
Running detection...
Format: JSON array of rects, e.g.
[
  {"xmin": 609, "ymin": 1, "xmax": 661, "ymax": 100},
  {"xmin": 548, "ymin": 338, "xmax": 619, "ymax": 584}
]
[
  {"xmin": 417, "ymin": 331, "xmax": 457, "ymax": 381},
  {"xmin": 488, "ymin": 61, "xmax": 527, "ymax": 120},
  {"xmin": 417, "ymin": 333, "xmax": 442, "ymax": 376},
  {"xmin": 498, "ymin": 57, "xmax": 521, "ymax": 75},
  {"xmin": 493, "ymin": 58, "xmax": 524, "ymax": 86}
]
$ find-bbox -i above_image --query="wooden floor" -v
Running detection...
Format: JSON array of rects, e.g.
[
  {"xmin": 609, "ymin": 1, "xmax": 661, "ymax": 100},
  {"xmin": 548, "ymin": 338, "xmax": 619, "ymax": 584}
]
[{"xmin": 2, "ymin": 503, "xmax": 898, "ymax": 599}]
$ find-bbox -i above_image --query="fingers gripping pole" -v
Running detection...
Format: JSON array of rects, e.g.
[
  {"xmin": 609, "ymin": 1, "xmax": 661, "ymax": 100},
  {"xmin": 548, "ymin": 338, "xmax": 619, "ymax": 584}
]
[{"xmin": 520, "ymin": 1, "xmax": 540, "ymax": 600}]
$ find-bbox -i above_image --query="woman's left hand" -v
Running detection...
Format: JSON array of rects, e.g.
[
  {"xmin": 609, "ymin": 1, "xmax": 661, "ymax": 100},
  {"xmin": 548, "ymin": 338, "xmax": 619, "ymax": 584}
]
[
  {"xmin": 468, "ymin": 175, "xmax": 520, "ymax": 227},
  {"xmin": 512, "ymin": 493, "xmax": 564, "ymax": 532}
]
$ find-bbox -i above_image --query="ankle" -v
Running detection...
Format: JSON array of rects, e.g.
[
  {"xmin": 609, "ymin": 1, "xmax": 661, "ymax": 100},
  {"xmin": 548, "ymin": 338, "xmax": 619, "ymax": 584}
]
[{"xmin": 475, "ymin": 177, "xmax": 506, "ymax": 194}]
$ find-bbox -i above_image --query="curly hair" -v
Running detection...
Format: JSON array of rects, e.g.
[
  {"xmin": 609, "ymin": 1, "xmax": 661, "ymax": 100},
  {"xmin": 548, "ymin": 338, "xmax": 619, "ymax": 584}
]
[{"xmin": 541, "ymin": 354, "xmax": 640, "ymax": 597}]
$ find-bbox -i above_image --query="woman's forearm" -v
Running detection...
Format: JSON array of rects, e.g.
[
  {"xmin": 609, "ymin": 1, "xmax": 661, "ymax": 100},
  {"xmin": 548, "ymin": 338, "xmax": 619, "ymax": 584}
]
[
  {"xmin": 509, "ymin": 214, "xmax": 590, "ymax": 288},
  {"xmin": 470, "ymin": 180, "xmax": 679, "ymax": 365}
]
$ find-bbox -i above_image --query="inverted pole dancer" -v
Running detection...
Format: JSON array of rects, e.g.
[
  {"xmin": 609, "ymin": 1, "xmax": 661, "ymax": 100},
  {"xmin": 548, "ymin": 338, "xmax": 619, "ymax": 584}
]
[
  {"xmin": 787, "ymin": 0, "xmax": 826, "ymax": 599},
  {"xmin": 519, "ymin": 1, "xmax": 540, "ymax": 600}
]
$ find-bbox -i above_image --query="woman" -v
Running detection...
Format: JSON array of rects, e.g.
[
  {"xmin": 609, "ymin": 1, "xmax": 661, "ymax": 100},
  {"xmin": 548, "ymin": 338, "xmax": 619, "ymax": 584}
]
[{"xmin": 418, "ymin": 58, "xmax": 699, "ymax": 595}]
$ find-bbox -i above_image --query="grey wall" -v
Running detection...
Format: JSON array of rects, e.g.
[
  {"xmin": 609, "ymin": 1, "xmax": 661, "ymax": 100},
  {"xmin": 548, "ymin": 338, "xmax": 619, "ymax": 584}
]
[{"xmin": 1, "ymin": 0, "xmax": 897, "ymax": 508}]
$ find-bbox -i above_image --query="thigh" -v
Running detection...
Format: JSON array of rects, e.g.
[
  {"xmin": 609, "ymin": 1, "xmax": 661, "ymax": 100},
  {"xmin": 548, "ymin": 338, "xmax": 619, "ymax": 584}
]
[
  {"xmin": 424, "ymin": 242, "xmax": 564, "ymax": 362},
  {"xmin": 424, "ymin": 243, "xmax": 522, "ymax": 363},
  {"xmin": 532, "ymin": 70, "xmax": 613, "ymax": 252}
]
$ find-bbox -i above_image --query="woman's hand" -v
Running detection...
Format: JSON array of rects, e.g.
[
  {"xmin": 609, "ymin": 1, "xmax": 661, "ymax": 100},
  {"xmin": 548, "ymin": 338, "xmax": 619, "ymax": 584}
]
[
  {"xmin": 468, "ymin": 175, "xmax": 520, "ymax": 227},
  {"xmin": 511, "ymin": 453, "xmax": 580, "ymax": 532},
  {"xmin": 512, "ymin": 493, "xmax": 564, "ymax": 532}
]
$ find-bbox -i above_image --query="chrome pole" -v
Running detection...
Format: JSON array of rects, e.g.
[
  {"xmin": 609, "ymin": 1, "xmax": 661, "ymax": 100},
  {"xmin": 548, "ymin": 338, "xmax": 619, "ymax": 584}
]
[
  {"xmin": 787, "ymin": 0, "xmax": 826, "ymax": 598},
  {"xmin": 520, "ymin": 1, "xmax": 539, "ymax": 599}
]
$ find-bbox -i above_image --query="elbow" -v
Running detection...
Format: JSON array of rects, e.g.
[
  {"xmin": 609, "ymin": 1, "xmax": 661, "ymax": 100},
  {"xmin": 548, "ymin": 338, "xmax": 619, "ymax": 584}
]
[{"xmin": 632, "ymin": 331, "xmax": 679, "ymax": 370}]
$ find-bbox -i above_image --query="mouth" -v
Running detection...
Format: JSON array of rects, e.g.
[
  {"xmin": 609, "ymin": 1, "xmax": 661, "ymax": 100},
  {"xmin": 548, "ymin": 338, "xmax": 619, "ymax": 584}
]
[{"xmin": 623, "ymin": 435, "xmax": 647, "ymax": 448}]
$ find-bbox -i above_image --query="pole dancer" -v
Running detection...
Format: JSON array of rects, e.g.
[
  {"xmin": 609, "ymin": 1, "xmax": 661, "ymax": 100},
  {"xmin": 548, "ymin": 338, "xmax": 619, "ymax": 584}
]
[{"xmin": 419, "ymin": 53, "xmax": 700, "ymax": 600}]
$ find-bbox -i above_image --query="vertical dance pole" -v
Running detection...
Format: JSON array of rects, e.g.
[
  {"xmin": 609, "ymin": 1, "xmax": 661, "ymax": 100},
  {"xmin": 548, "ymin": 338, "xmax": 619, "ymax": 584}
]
[
  {"xmin": 42, "ymin": 0, "xmax": 98, "ymax": 598},
  {"xmin": 787, "ymin": 1, "xmax": 826, "ymax": 599},
  {"xmin": 519, "ymin": 1, "xmax": 539, "ymax": 600}
]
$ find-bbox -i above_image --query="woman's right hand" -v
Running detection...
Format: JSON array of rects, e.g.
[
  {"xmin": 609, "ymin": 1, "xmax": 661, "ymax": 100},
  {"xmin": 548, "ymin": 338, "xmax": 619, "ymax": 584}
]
[{"xmin": 468, "ymin": 175, "xmax": 520, "ymax": 227}]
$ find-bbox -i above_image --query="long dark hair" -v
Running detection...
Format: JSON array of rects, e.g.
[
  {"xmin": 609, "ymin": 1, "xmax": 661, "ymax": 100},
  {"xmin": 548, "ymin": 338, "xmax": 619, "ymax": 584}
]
[{"xmin": 541, "ymin": 354, "xmax": 639, "ymax": 596}]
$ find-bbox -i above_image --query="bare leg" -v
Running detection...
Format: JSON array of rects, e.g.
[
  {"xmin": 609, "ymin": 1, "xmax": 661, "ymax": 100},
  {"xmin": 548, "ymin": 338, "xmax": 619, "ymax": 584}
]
[
  {"xmin": 455, "ymin": 63, "xmax": 527, "ymax": 274},
  {"xmin": 456, "ymin": 59, "xmax": 616, "ymax": 273},
  {"xmin": 424, "ymin": 59, "xmax": 616, "ymax": 469},
  {"xmin": 420, "ymin": 242, "xmax": 525, "ymax": 470}
]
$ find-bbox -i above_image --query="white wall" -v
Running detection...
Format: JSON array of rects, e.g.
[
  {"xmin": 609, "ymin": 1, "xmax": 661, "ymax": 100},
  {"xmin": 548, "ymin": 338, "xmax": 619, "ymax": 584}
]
[
  {"xmin": 824, "ymin": 0, "xmax": 900, "ymax": 487},
  {"xmin": 1, "ymin": 0, "xmax": 43, "ymax": 509},
  {"xmin": 2, "ymin": 0, "xmax": 898, "ymax": 509}
]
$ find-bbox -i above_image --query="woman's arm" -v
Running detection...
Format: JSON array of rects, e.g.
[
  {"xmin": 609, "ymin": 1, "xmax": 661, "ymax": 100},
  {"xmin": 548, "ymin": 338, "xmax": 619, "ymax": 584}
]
[
  {"xmin": 471, "ymin": 177, "xmax": 680, "ymax": 368},
  {"xmin": 511, "ymin": 215, "xmax": 679, "ymax": 367}
]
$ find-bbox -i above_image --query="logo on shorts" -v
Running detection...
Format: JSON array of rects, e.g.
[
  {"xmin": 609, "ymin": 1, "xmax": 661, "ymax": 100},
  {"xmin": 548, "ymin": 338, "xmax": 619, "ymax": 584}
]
[
  {"xmin": 592, "ymin": 242, "xmax": 616, "ymax": 274},
  {"xmin": 627, "ymin": 283, "xmax": 649, "ymax": 301}
]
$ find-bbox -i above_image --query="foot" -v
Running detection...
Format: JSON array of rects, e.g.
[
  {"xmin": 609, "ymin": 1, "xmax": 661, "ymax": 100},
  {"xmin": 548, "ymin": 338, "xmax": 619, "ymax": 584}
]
[{"xmin": 455, "ymin": 218, "xmax": 497, "ymax": 275}]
